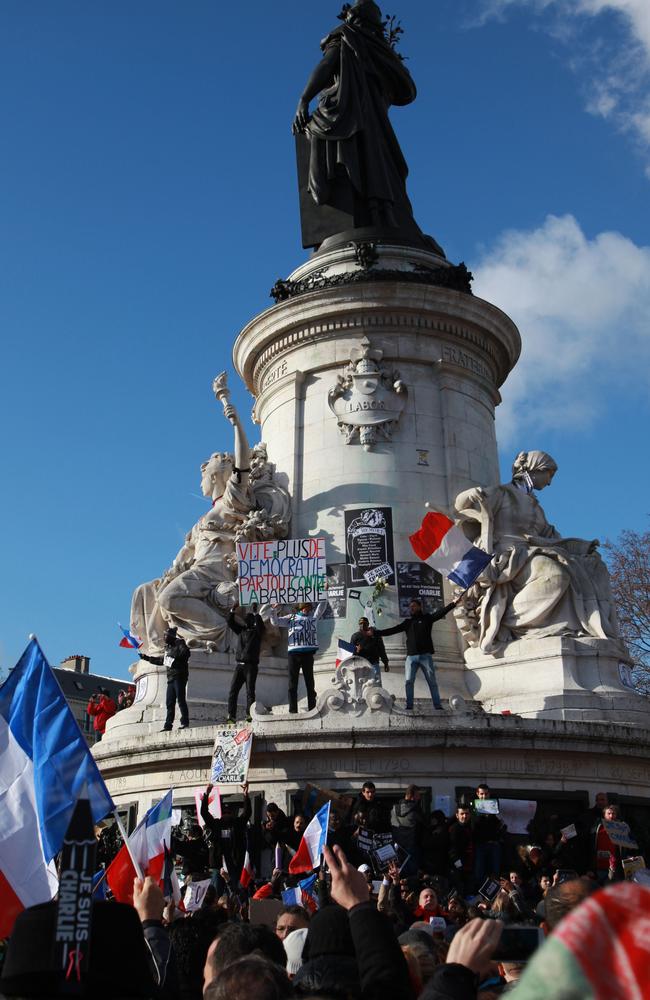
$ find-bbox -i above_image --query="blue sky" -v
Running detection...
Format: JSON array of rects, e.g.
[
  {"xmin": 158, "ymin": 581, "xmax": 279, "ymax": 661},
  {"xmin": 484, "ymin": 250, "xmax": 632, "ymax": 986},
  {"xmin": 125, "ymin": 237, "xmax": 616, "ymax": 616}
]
[{"xmin": 1, "ymin": 0, "xmax": 649, "ymax": 681}]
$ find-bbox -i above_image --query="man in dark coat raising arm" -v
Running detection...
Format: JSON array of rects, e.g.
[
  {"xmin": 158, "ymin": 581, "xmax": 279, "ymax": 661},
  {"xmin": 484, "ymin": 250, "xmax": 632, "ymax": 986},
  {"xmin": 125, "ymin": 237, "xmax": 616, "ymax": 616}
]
[{"xmin": 375, "ymin": 597, "xmax": 456, "ymax": 710}]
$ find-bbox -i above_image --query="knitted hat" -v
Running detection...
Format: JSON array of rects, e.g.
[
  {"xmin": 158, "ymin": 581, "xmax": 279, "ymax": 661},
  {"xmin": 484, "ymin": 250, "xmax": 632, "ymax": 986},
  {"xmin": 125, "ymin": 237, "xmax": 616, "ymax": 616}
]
[
  {"xmin": 0, "ymin": 900, "xmax": 156, "ymax": 997},
  {"xmin": 302, "ymin": 905, "xmax": 355, "ymax": 960},
  {"xmin": 283, "ymin": 927, "xmax": 309, "ymax": 976}
]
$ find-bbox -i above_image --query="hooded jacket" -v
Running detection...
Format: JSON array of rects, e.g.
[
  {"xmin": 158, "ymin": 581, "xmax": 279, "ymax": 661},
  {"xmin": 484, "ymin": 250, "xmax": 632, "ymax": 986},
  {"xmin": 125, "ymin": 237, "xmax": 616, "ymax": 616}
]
[{"xmin": 391, "ymin": 798, "xmax": 425, "ymax": 851}]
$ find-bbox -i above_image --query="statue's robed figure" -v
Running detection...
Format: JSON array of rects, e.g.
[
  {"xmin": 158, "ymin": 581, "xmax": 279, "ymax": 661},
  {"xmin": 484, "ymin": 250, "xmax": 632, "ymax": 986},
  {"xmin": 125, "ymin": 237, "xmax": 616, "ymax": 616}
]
[{"xmin": 293, "ymin": 0, "xmax": 442, "ymax": 253}]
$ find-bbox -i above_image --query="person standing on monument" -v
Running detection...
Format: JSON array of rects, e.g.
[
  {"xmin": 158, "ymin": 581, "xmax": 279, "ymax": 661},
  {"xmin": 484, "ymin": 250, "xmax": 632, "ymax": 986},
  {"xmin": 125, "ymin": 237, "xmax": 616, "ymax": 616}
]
[
  {"xmin": 269, "ymin": 599, "xmax": 328, "ymax": 713},
  {"xmin": 226, "ymin": 603, "xmax": 265, "ymax": 723},
  {"xmin": 139, "ymin": 626, "xmax": 191, "ymax": 732},
  {"xmin": 375, "ymin": 597, "xmax": 457, "ymax": 710},
  {"xmin": 350, "ymin": 617, "xmax": 389, "ymax": 683}
]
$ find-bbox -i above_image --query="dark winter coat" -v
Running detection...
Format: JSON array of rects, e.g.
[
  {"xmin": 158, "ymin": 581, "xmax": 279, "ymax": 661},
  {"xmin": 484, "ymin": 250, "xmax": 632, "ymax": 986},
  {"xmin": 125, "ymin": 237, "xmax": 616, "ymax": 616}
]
[
  {"xmin": 391, "ymin": 799, "xmax": 425, "ymax": 853},
  {"xmin": 200, "ymin": 793, "xmax": 251, "ymax": 871},
  {"xmin": 141, "ymin": 638, "xmax": 191, "ymax": 681},
  {"xmin": 350, "ymin": 630, "xmax": 388, "ymax": 666},
  {"xmin": 228, "ymin": 611, "xmax": 265, "ymax": 665},
  {"xmin": 377, "ymin": 604, "xmax": 455, "ymax": 655}
]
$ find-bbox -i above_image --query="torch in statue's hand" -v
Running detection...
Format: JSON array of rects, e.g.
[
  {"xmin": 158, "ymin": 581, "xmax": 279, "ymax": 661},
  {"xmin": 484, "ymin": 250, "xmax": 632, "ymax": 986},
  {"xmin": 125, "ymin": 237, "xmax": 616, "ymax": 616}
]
[{"xmin": 213, "ymin": 372, "xmax": 236, "ymax": 425}]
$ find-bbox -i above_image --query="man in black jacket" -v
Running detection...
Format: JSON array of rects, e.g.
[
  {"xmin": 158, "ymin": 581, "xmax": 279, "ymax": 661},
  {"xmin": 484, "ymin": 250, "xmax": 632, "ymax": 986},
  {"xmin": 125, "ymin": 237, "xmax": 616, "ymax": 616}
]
[
  {"xmin": 376, "ymin": 598, "xmax": 456, "ymax": 710},
  {"xmin": 201, "ymin": 782, "xmax": 252, "ymax": 883},
  {"xmin": 350, "ymin": 617, "xmax": 389, "ymax": 683},
  {"xmin": 139, "ymin": 626, "xmax": 191, "ymax": 732},
  {"xmin": 449, "ymin": 804, "xmax": 474, "ymax": 897},
  {"xmin": 227, "ymin": 604, "xmax": 265, "ymax": 723},
  {"xmin": 473, "ymin": 783, "xmax": 506, "ymax": 888}
]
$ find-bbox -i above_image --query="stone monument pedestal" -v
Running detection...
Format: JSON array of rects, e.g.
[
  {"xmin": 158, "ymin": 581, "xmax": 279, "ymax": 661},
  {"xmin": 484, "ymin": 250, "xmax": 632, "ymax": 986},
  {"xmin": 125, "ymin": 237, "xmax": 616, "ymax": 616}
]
[{"xmin": 464, "ymin": 636, "xmax": 647, "ymax": 724}]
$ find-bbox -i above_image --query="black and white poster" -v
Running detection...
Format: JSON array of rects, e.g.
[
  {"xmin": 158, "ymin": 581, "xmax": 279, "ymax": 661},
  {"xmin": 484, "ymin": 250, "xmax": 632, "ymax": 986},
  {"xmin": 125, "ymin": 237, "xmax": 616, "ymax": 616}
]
[
  {"xmin": 324, "ymin": 563, "xmax": 347, "ymax": 620},
  {"xmin": 345, "ymin": 507, "xmax": 395, "ymax": 586},
  {"xmin": 396, "ymin": 561, "xmax": 443, "ymax": 616}
]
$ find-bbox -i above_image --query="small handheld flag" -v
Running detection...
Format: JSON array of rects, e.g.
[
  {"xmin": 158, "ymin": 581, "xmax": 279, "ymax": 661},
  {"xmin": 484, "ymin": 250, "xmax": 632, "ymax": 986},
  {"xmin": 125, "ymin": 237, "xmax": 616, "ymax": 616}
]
[
  {"xmin": 240, "ymin": 850, "xmax": 255, "ymax": 890},
  {"xmin": 118, "ymin": 624, "xmax": 142, "ymax": 650},
  {"xmin": 335, "ymin": 638, "xmax": 355, "ymax": 671},
  {"xmin": 281, "ymin": 873, "xmax": 319, "ymax": 913},
  {"xmin": 410, "ymin": 511, "xmax": 492, "ymax": 591},
  {"xmin": 105, "ymin": 790, "xmax": 173, "ymax": 905}
]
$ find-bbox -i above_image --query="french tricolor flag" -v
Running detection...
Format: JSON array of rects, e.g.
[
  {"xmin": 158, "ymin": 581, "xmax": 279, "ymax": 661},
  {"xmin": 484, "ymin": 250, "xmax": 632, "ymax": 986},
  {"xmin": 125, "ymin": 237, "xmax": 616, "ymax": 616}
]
[
  {"xmin": 118, "ymin": 623, "xmax": 142, "ymax": 649},
  {"xmin": 289, "ymin": 802, "xmax": 331, "ymax": 874},
  {"xmin": 410, "ymin": 512, "xmax": 492, "ymax": 590},
  {"xmin": 335, "ymin": 638, "xmax": 355, "ymax": 670},
  {"xmin": 0, "ymin": 640, "xmax": 115, "ymax": 938},
  {"xmin": 281, "ymin": 873, "xmax": 319, "ymax": 913},
  {"xmin": 240, "ymin": 849, "xmax": 255, "ymax": 890},
  {"xmin": 106, "ymin": 790, "xmax": 173, "ymax": 905}
]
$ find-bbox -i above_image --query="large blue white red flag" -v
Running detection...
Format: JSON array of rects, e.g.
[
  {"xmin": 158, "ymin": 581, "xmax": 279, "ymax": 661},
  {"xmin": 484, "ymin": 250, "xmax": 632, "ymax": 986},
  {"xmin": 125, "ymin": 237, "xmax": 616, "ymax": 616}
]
[
  {"xmin": 106, "ymin": 790, "xmax": 173, "ymax": 905},
  {"xmin": 410, "ymin": 512, "xmax": 492, "ymax": 590},
  {"xmin": 289, "ymin": 801, "xmax": 331, "ymax": 874},
  {"xmin": 0, "ymin": 639, "xmax": 115, "ymax": 937}
]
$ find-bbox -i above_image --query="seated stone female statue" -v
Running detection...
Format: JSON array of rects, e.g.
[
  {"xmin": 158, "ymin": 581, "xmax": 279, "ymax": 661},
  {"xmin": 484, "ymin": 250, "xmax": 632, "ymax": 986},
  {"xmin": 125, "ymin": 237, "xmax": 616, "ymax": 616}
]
[{"xmin": 454, "ymin": 451, "xmax": 620, "ymax": 653}]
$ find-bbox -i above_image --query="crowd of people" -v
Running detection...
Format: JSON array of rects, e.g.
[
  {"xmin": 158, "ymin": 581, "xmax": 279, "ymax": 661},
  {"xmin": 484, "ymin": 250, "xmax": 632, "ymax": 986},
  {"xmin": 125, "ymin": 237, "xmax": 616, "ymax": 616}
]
[
  {"xmin": 86, "ymin": 684, "xmax": 135, "ymax": 741},
  {"xmin": 5, "ymin": 778, "xmax": 647, "ymax": 998}
]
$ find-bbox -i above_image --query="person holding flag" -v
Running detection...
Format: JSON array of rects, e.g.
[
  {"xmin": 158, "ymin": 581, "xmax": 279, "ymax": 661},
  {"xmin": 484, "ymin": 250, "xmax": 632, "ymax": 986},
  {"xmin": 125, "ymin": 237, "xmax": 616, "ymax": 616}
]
[
  {"xmin": 374, "ymin": 597, "xmax": 457, "ymax": 711},
  {"xmin": 289, "ymin": 802, "xmax": 330, "ymax": 875},
  {"xmin": 372, "ymin": 506, "xmax": 493, "ymax": 711},
  {"xmin": 350, "ymin": 616, "xmax": 389, "ymax": 683},
  {"xmin": 201, "ymin": 781, "xmax": 251, "ymax": 889}
]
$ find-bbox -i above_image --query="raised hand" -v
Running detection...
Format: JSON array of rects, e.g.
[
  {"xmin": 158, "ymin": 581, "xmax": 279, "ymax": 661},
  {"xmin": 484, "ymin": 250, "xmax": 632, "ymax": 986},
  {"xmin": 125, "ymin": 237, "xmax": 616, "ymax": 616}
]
[
  {"xmin": 322, "ymin": 844, "xmax": 370, "ymax": 910},
  {"xmin": 446, "ymin": 918, "xmax": 503, "ymax": 975}
]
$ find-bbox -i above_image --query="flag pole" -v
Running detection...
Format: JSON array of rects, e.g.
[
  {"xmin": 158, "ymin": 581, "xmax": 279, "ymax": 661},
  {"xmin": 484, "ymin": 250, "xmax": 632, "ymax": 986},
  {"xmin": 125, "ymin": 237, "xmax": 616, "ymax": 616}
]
[
  {"xmin": 93, "ymin": 867, "xmax": 109, "ymax": 892},
  {"xmin": 113, "ymin": 810, "xmax": 144, "ymax": 879}
]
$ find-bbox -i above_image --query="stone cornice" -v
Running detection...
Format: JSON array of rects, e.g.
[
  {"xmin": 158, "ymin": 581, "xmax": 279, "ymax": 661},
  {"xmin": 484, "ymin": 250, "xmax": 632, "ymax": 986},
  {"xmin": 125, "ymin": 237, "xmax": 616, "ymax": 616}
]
[
  {"xmin": 94, "ymin": 715, "xmax": 650, "ymax": 780},
  {"xmin": 233, "ymin": 283, "xmax": 521, "ymax": 397}
]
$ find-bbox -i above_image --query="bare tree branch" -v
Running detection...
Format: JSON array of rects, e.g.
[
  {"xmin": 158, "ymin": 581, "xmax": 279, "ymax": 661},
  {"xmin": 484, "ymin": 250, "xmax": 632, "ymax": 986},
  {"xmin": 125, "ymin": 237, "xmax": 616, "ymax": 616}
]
[{"xmin": 604, "ymin": 521, "xmax": 650, "ymax": 694}]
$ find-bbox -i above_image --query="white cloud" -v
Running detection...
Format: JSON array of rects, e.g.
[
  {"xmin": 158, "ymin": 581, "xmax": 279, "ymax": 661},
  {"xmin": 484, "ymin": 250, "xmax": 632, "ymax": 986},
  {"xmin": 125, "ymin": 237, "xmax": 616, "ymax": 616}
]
[
  {"xmin": 577, "ymin": 1, "xmax": 650, "ymax": 57},
  {"xmin": 472, "ymin": 214, "xmax": 650, "ymax": 440},
  {"xmin": 475, "ymin": 0, "xmax": 650, "ymax": 170}
]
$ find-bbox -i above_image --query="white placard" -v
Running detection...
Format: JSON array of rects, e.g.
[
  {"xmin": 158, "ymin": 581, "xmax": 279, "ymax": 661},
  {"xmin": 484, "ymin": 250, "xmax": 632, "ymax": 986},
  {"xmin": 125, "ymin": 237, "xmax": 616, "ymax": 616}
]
[
  {"xmin": 498, "ymin": 799, "xmax": 537, "ymax": 835},
  {"xmin": 604, "ymin": 820, "xmax": 638, "ymax": 850},
  {"xmin": 474, "ymin": 798, "xmax": 499, "ymax": 815},
  {"xmin": 237, "ymin": 537, "xmax": 326, "ymax": 606},
  {"xmin": 210, "ymin": 726, "xmax": 253, "ymax": 785},
  {"xmin": 184, "ymin": 878, "xmax": 212, "ymax": 912}
]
